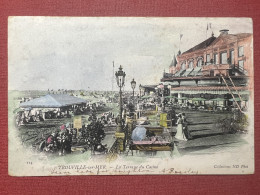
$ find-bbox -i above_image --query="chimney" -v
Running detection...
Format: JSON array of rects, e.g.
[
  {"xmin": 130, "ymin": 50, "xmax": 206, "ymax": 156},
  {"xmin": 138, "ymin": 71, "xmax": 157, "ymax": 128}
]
[{"xmin": 219, "ymin": 29, "xmax": 229, "ymax": 35}]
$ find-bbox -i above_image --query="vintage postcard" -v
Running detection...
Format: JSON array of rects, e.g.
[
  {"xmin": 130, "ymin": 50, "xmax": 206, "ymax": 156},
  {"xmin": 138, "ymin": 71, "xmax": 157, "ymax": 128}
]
[{"xmin": 8, "ymin": 17, "xmax": 254, "ymax": 176}]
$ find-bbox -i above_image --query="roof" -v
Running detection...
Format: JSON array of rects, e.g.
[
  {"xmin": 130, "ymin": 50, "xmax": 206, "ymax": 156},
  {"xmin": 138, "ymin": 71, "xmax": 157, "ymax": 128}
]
[
  {"xmin": 141, "ymin": 85, "xmax": 157, "ymax": 89},
  {"xmin": 20, "ymin": 94, "xmax": 87, "ymax": 108},
  {"xmin": 182, "ymin": 33, "xmax": 252, "ymax": 55},
  {"xmin": 182, "ymin": 36, "xmax": 216, "ymax": 54},
  {"xmin": 169, "ymin": 54, "xmax": 177, "ymax": 67},
  {"xmin": 210, "ymin": 33, "xmax": 252, "ymax": 46}
]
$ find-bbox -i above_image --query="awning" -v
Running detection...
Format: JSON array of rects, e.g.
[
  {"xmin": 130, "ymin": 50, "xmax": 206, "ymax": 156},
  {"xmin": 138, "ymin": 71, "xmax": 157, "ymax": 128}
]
[
  {"xmin": 13, "ymin": 107, "xmax": 24, "ymax": 113},
  {"xmin": 189, "ymin": 66, "xmax": 202, "ymax": 76},
  {"xmin": 229, "ymin": 97, "xmax": 248, "ymax": 101},
  {"xmin": 170, "ymin": 86, "xmax": 250, "ymax": 95},
  {"xmin": 177, "ymin": 97, "xmax": 188, "ymax": 100},
  {"xmin": 182, "ymin": 68, "xmax": 194, "ymax": 77},
  {"xmin": 211, "ymin": 98, "xmax": 226, "ymax": 101},
  {"xmin": 174, "ymin": 69, "xmax": 186, "ymax": 77},
  {"xmin": 20, "ymin": 94, "xmax": 87, "ymax": 108},
  {"xmin": 192, "ymin": 97, "xmax": 206, "ymax": 101},
  {"xmin": 141, "ymin": 96, "xmax": 151, "ymax": 99}
]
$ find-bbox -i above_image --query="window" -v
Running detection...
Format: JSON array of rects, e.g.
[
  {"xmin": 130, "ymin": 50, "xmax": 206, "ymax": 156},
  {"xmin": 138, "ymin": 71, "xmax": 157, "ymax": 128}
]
[
  {"xmin": 238, "ymin": 46, "xmax": 244, "ymax": 57},
  {"xmin": 230, "ymin": 50, "xmax": 234, "ymax": 65},
  {"xmin": 188, "ymin": 60, "xmax": 193, "ymax": 69},
  {"xmin": 197, "ymin": 58, "xmax": 203, "ymax": 67},
  {"xmin": 181, "ymin": 62, "xmax": 186, "ymax": 70},
  {"xmin": 206, "ymin": 54, "xmax": 211, "ymax": 64},
  {"xmin": 238, "ymin": 60, "xmax": 244, "ymax": 70},
  {"xmin": 220, "ymin": 52, "xmax": 227, "ymax": 64},
  {"xmin": 210, "ymin": 69, "xmax": 214, "ymax": 77},
  {"xmin": 214, "ymin": 53, "xmax": 218, "ymax": 64}
]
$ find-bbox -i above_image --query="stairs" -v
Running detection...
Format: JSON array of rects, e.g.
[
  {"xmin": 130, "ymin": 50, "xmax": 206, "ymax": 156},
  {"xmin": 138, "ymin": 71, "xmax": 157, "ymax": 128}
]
[
  {"xmin": 214, "ymin": 65, "xmax": 243, "ymax": 113},
  {"xmin": 220, "ymin": 75, "xmax": 242, "ymax": 113}
]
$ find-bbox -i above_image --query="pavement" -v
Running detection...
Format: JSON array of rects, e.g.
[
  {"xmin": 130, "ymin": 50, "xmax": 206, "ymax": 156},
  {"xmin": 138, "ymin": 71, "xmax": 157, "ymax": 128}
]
[
  {"xmin": 14, "ymin": 94, "xmax": 245, "ymax": 159},
  {"xmin": 100, "ymin": 109, "xmax": 247, "ymax": 159}
]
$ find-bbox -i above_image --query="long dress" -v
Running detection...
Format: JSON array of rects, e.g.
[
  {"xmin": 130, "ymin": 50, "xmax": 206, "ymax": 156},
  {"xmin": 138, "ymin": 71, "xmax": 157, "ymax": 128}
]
[{"xmin": 175, "ymin": 118, "xmax": 187, "ymax": 141}]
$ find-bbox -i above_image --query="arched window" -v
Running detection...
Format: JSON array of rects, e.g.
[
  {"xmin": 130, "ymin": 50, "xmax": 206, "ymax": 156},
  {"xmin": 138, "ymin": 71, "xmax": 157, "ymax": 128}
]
[
  {"xmin": 206, "ymin": 54, "xmax": 211, "ymax": 64},
  {"xmin": 197, "ymin": 57, "xmax": 203, "ymax": 67},
  {"xmin": 188, "ymin": 60, "xmax": 194, "ymax": 69},
  {"xmin": 214, "ymin": 53, "xmax": 218, "ymax": 64},
  {"xmin": 181, "ymin": 62, "xmax": 186, "ymax": 70},
  {"xmin": 220, "ymin": 52, "xmax": 227, "ymax": 64}
]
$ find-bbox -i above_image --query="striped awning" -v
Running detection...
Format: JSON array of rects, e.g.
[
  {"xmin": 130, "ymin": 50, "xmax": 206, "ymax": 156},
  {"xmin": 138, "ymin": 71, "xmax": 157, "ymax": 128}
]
[
  {"xmin": 171, "ymin": 86, "xmax": 249, "ymax": 95},
  {"xmin": 182, "ymin": 68, "xmax": 194, "ymax": 77}
]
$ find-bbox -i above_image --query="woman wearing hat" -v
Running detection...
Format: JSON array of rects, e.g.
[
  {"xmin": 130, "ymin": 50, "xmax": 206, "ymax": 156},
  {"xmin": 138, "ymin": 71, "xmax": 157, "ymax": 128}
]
[{"xmin": 175, "ymin": 113, "xmax": 187, "ymax": 141}]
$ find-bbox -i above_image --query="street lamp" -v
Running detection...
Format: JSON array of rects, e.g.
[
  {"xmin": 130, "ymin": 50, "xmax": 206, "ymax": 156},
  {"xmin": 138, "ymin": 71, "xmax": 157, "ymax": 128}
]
[
  {"xmin": 159, "ymin": 83, "xmax": 164, "ymax": 97},
  {"xmin": 155, "ymin": 87, "xmax": 158, "ymax": 96},
  {"xmin": 139, "ymin": 84, "xmax": 142, "ymax": 96},
  {"xmin": 115, "ymin": 65, "xmax": 126, "ymax": 133},
  {"xmin": 168, "ymin": 84, "xmax": 171, "ymax": 96},
  {"xmin": 130, "ymin": 78, "xmax": 136, "ymax": 97}
]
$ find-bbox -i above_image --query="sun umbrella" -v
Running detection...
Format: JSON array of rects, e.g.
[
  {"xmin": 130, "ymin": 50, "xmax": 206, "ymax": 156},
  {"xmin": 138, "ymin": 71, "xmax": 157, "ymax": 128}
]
[
  {"xmin": 13, "ymin": 107, "xmax": 23, "ymax": 114},
  {"xmin": 192, "ymin": 97, "xmax": 206, "ymax": 101},
  {"xmin": 177, "ymin": 97, "xmax": 188, "ymax": 100},
  {"xmin": 131, "ymin": 126, "xmax": 147, "ymax": 141},
  {"xmin": 211, "ymin": 98, "xmax": 226, "ymax": 101},
  {"xmin": 65, "ymin": 122, "xmax": 70, "ymax": 128},
  {"xmin": 229, "ymin": 97, "xmax": 248, "ymax": 101}
]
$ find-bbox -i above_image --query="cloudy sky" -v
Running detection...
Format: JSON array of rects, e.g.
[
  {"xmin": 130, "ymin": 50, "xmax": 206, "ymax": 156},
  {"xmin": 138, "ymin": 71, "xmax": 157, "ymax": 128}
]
[{"xmin": 8, "ymin": 17, "xmax": 252, "ymax": 91}]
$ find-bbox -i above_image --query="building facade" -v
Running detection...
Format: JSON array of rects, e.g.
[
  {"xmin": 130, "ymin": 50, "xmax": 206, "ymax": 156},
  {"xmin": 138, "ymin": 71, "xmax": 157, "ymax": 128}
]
[{"xmin": 162, "ymin": 30, "xmax": 253, "ymax": 111}]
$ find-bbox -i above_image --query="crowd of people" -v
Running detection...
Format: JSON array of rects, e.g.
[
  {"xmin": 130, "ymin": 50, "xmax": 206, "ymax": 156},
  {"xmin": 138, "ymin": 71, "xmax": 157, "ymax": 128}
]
[
  {"xmin": 39, "ymin": 123, "xmax": 73, "ymax": 155},
  {"xmin": 14, "ymin": 100, "xmax": 110, "ymax": 127},
  {"xmin": 129, "ymin": 95, "xmax": 194, "ymax": 141},
  {"xmin": 20, "ymin": 91, "xmax": 195, "ymax": 156},
  {"xmin": 15, "ymin": 109, "xmax": 45, "ymax": 126},
  {"xmin": 36, "ymin": 109, "xmax": 109, "ymax": 156}
]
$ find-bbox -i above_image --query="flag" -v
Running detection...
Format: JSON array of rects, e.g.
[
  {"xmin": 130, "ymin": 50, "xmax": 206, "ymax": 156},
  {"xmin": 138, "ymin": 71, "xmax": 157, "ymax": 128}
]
[{"xmin": 180, "ymin": 34, "xmax": 183, "ymax": 40}]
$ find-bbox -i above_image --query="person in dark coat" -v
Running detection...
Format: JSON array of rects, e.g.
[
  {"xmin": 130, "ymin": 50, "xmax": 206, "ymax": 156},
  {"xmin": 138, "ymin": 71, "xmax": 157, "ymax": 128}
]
[{"xmin": 182, "ymin": 113, "xmax": 193, "ymax": 140}]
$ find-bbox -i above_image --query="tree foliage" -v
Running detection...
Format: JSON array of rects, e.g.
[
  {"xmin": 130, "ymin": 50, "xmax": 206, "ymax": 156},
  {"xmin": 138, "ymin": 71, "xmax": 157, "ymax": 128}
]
[
  {"xmin": 216, "ymin": 111, "xmax": 249, "ymax": 134},
  {"xmin": 85, "ymin": 111, "xmax": 106, "ymax": 149}
]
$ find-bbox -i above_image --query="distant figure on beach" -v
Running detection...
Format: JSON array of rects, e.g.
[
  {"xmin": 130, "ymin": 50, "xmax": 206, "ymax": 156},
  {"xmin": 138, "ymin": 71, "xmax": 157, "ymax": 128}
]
[{"xmin": 175, "ymin": 114, "xmax": 187, "ymax": 141}]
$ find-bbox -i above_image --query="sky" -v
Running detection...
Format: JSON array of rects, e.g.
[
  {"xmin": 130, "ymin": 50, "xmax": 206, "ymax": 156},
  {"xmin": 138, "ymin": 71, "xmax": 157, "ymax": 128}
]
[{"xmin": 8, "ymin": 17, "xmax": 252, "ymax": 91}]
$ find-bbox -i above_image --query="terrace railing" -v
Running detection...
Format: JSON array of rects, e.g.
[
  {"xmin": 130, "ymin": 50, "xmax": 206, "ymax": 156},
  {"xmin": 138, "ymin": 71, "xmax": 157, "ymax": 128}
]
[
  {"xmin": 232, "ymin": 65, "xmax": 248, "ymax": 75},
  {"xmin": 106, "ymin": 140, "xmax": 118, "ymax": 161}
]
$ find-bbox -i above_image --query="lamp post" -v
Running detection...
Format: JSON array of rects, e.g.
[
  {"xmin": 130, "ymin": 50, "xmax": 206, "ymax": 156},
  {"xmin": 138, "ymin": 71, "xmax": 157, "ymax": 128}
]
[
  {"xmin": 139, "ymin": 84, "xmax": 142, "ymax": 97},
  {"xmin": 159, "ymin": 83, "xmax": 164, "ymax": 97},
  {"xmin": 168, "ymin": 84, "xmax": 171, "ymax": 96},
  {"xmin": 131, "ymin": 78, "xmax": 136, "ymax": 97},
  {"xmin": 115, "ymin": 65, "xmax": 126, "ymax": 133},
  {"xmin": 155, "ymin": 87, "xmax": 158, "ymax": 96}
]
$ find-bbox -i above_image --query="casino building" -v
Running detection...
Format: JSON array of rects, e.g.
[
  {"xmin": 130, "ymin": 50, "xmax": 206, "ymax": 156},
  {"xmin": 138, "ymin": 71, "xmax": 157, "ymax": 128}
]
[{"xmin": 160, "ymin": 29, "xmax": 253, "ymax": 111}]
